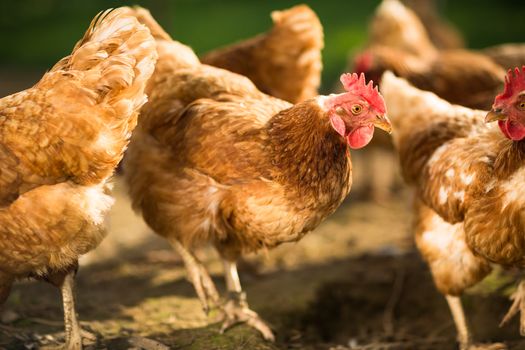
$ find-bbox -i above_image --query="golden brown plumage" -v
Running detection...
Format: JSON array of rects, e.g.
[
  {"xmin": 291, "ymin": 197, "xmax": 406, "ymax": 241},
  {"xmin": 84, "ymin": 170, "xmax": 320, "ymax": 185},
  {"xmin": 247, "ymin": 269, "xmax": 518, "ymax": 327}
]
[
  {"xmin": 382, "ymin": 71, "xmax": 525, "ymax": 349},
  {"xmin": 200, "ymin": 4, "xmax": 323, "ymax": 103},
  {"xmin": 123, "ymin": 7, "xmax": 390, "ymax": 340},
  {"xmin": 0, "ymin": 8, "xmax": 157, "ymax": 348}
]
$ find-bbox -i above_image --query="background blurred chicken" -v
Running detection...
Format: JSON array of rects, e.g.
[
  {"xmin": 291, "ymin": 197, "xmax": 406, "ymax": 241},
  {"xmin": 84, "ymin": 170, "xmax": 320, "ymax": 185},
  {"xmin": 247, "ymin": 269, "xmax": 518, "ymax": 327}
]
[
  {"xmin": 201, "ymin": 4, "xmax": 323, "ymax": 104},
  {"xmin": 123, "ymin": 7, "xmax": 390, "ymax": 341},
  {"xmin": 0, "ymin": 8, "xmax": 156, "ymax": 349},
  {"xmin": 349, "ymin": 0, "xmax": 504, "ymax": 202},
  {"xmin": 401, "ymin": 0, "xmax": 465, "ymax": 50},
  {"xmin": 382, "ymin": 68, "xmax": 525, "ymax": 350},
  {"xmin": 356, "ymin": 0, "xmax": 505, "ymax": 111},
  {"xmin": 368, "ymin": 0, "xmax": 439, "ymax": 59}
]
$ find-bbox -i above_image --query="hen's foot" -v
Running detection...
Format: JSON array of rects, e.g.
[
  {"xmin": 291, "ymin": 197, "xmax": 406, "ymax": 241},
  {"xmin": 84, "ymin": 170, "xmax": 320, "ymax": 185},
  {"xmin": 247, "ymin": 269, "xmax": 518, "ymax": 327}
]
[
  {"xmin": 220, "ymin": 292, "xmax": 274, "ymax": 341},
  {"xmin": 39, "ymin": 328, "xmax": 96, "ymax": 350},
  {"xmin": 500, "ymin": 281, "xmax": 525, "ymax": 335}
]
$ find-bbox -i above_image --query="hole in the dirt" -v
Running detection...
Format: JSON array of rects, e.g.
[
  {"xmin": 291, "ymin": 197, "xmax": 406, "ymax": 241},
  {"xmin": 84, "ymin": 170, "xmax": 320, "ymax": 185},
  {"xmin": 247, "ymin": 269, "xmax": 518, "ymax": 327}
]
[{"xmin": 279, "ymin": 253, "xmax": 525, "ymax": 350}]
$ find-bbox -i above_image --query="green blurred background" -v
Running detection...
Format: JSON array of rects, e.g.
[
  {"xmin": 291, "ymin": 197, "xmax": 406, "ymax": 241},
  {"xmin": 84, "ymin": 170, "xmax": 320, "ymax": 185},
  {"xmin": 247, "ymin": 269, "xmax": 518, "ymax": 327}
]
[{"xmin": 0, "ymin": 0, "xmax": 524, "ymax": 94}]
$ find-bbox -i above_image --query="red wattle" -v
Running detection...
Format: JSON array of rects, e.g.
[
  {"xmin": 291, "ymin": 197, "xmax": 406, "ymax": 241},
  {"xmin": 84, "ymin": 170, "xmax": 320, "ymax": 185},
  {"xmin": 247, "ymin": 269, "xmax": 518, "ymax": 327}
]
[
  {"xmin": 346, "ymin": 125, "xmax": 375, "ymax": 149},
  {"xmin": 499, "ymin": 120, "xmax": 525, "ymax": 141}
]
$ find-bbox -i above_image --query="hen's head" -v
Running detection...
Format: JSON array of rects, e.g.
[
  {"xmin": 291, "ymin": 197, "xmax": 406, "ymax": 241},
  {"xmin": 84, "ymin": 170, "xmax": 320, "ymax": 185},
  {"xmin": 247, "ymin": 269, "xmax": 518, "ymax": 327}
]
[
  {"xmin": 487, "ymin": 66, "xmax": 525, "ymax": 141},
  {"xmin": 319, "ymin": 73, "xmax": 390, "ymax": 149}
]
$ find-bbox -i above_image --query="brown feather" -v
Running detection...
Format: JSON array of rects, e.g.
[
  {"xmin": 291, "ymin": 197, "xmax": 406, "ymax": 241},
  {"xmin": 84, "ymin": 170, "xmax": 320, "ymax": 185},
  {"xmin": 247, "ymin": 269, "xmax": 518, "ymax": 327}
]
[
  {"xmin": 123, "ymin": 13, "xmax": 351, "ymax": 260},
  {"xmin": 383, "ymin": 73, "xmax": 525, "ymax": 294},
  {"xmin": 0, "ymin": 7, "xmax": 157, "ymax": 279},
  {"xmin": 201, "ymin": 5, "xmax": 323, "ymax": 103}
]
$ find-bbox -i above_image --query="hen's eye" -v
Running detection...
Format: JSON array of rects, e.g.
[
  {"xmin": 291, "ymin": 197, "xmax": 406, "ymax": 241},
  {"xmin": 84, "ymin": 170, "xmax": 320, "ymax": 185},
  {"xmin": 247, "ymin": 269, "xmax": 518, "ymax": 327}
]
[
  {"xmin": 519, "ymin": 102, "xmax": 525, "ymax": 110},
  {"xmin": 351, "ymin": 105, "xmax": 363, "ymax": 115}
]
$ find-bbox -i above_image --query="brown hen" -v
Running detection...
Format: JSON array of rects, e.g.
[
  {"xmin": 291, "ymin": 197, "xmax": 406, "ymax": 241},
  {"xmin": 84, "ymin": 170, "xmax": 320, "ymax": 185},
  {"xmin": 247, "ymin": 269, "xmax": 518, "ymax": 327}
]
[
  {"xmin": 349, "ymin": 0, "xmax": 504, "ymax": 201},
  {"xmin": 123, "ymin": 7, "xmax": 390, "ymax": 341},
  {"xmin": 201, "ymin": 4, "xmax": 323, "ymax": 103},
  {"xmin": 382, "ymin": 69, "xmax": 525, "ymax": 350},
  {"xmin": 0, "ymin": 8, "xmax": 157, "ymax": 349}
]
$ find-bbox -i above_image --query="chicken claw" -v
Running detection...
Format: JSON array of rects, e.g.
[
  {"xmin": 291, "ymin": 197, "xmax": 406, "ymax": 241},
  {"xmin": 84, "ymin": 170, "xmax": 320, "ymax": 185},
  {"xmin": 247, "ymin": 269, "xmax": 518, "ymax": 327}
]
[
  {"xmin": 500, "ymin": 280, "xmax": 525, "ymax": 335},
  {"xmin": 220, "ymin": 292, "xmax": 275, "ymax": 341}
]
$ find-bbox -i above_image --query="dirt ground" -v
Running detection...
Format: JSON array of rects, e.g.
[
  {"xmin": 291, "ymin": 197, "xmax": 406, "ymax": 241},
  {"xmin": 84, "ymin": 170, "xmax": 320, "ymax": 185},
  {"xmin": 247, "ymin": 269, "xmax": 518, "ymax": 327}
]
[{"xmin": 1, "ymin": 154, "xmax": 525, "ymax": 350}]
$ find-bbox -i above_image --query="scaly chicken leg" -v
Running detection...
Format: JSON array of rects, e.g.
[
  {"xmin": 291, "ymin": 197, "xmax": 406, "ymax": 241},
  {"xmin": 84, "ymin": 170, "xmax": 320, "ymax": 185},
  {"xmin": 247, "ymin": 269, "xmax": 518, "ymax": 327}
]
[
  {"xmin": 42, "ymin": 265, "xmax": 84, "ymax": 350},
  {"xmin": 167, "ymin": 238, "xmax": 220, "ymax": 314},
  {"xmin": 60, "ymin": 271, "xmax": 82, "ymax": 350},
  {"xmin": 446, "ymin": 295, "xmax": 472, "ymax": 350},
  {"xmin": 220, "ymin": 260, "xmax": 274, "ymax": 341},
  {"xmin": 500, "ymin": 280, "xmax": 525, "ymax": 335},
  {"xmin": 446, "ymin": 295, "xmax": 506, "ymax": 350}
]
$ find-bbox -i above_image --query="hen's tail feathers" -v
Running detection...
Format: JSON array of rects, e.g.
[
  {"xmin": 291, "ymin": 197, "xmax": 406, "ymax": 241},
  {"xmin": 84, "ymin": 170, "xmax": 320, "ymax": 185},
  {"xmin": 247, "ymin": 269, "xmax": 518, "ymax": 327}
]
[
  {"xmin": 370, "ymin": 0, "xmax": 437, "ymax": 59},
  {"xmin": 122, "ymin": 6, "xmax": 172, "ymax": 41},
  {"xmin": 267, "ymin": 4, "xmax": 324, "ymax": 101},
  {"xmin": 201, "ymin": 4, "xmax": 323, "ymax": 103},
  {"xmin": 380, "ymin": 71, "xmax": 487, "ymax": 183},
  {"xmin": 52, "ymin": 7, "xmax": 158, "ymax": 117},
  {"xmin": 122, "ymin": 6, "xmax": 200, "ymax": 71},
  {"xmin": 45, "ymin": 7, "xmax": 157, "ymax": 184}
]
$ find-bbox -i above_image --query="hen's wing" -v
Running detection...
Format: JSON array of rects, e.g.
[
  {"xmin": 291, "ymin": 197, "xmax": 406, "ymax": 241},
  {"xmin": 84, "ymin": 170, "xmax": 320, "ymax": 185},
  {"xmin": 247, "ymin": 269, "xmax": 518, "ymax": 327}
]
[
  {"xmin": 0, "ymin": 8, "xmax": 157, "ymax": 206},
  {"xmin": 153, "ymin": 95, "xmax": 289, "ymax": 182},
  {"xmin": 201, "ymin": 5, "xmax": 323, "ymax": 103}
]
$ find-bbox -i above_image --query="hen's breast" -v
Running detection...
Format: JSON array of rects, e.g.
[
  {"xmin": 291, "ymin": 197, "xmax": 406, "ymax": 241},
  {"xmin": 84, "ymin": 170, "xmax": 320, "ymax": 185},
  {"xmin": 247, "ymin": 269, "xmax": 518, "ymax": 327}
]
[{"xmin": 0, "ymin": 182, "xmax": 113, "ymax": 277}]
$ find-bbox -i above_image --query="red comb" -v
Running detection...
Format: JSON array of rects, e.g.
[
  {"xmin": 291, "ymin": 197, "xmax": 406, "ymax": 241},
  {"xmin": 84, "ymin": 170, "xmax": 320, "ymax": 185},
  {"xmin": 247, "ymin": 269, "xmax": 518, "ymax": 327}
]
[
  {"xmin": 340, "ymin": 73, "xmax": 386, "ymax": 114},
  {"xmin": 495, "ymin": 66, "xmax": 525, "ymax": 104}
]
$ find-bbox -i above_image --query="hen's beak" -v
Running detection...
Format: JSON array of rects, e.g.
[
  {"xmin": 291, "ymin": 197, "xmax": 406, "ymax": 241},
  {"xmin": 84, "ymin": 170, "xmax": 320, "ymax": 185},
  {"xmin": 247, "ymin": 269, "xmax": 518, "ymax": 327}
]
[
  {"xmin": 374, "ymin": 114, "xmax": 392, "ymax": 134},
  {"xmin": 485, "ymin": 108, "xmax": 507, "ymax": 123}
]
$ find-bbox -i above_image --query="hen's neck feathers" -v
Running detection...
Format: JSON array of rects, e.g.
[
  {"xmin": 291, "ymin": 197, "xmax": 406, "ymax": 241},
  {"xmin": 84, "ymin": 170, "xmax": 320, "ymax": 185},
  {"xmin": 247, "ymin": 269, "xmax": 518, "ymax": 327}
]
[
  {"xmin": 267, "ymin": 99, "xmax": 351, "ymax": 200},
  {"xmin": 494, "ymin": 139, "xmax": 525, "ymax": 180}
]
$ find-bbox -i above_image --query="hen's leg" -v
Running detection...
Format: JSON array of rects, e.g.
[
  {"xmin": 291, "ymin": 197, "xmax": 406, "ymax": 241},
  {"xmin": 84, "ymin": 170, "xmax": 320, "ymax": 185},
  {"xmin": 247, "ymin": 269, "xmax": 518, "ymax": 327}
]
[
  {"xmin": 446, "ymin": 295, "xmax": 506, "ymax": 350},
  {"xmin": 446, "ymin": 295, "xmax": 472, "ymax": 349},
  {"xmin": 60, "ymin": 270, "xmax": 83, "ymax": 350},
  {"xmin": 500, "ymin": 279, "xmax": 525, "ymax": 335},
  {"xmin": 220, "ymin": 259, "xmax": 274, "ymax": 341},
  {"xmin": 168, "ymin": 238, "xmax": 219, "ymax": 314},
  {"xmin": 416, "ymin": 203, "xmax": 504, "ymax": 350},
  {"xmin": 44, "ymin": 265, "xmax": 83, "ymax": 350}
]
